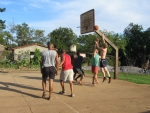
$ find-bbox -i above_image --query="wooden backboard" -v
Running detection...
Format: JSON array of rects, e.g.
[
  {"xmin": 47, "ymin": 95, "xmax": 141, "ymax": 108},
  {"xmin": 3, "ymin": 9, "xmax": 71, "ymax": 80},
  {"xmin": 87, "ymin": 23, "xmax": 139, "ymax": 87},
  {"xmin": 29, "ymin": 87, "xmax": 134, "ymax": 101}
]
[{"xmin": 80, "ymin": 9, "xmax": 95, "ymax": 34}]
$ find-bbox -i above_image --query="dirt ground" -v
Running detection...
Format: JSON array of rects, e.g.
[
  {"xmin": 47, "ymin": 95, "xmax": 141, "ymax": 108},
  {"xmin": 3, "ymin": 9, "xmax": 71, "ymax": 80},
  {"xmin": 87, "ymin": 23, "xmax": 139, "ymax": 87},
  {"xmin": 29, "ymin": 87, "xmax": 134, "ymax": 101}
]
[{"xmin": 0, "ymin": 69, "xmax": 150, "ymax": 113}]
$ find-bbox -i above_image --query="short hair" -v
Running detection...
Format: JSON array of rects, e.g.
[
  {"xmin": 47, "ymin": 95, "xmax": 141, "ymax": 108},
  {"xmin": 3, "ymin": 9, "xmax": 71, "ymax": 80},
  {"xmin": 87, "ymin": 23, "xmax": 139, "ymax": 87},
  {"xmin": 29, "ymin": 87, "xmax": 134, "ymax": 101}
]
[
  {"xmin": 77, "ymin": 51, "xmax": 80, "ymax": 56},
  {"xmin": 94, "ymin": 48, "xmax": 98, "ymax": 53},
  {"xmin": 95, "ymin": 38, "xmax": 99, "ymax": 41},
  {"xmin": 47, "ymin": 42, "xmax": 54, "ymax": 48},
  {"xmin": 103, "ymin": 43, "xmax": 108, "ymax": 48},
  {"xmin": 60, "ymin": 49, "xmax": 66, "ymax": 54}
]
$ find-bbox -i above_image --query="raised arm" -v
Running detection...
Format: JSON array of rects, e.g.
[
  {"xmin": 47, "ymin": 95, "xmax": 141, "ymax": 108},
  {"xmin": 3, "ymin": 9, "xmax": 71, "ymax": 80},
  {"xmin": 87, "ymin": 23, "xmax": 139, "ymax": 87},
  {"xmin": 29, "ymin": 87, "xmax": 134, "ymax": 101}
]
[
  {"xmin": 95, "ymin": 40, "xmax": 101, "ymax": 50},
  {"xmin": 101, "ymin": 33, "xmax": 105, "ymax": 43}
]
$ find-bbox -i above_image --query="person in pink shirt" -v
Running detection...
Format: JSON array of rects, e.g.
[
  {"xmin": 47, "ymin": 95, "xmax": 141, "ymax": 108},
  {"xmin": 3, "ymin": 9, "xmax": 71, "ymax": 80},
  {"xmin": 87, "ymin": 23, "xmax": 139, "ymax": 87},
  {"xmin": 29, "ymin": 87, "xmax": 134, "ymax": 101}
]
[{"xmin": 59, "ymin": 49, "xmax": 75, "ymax": 97}]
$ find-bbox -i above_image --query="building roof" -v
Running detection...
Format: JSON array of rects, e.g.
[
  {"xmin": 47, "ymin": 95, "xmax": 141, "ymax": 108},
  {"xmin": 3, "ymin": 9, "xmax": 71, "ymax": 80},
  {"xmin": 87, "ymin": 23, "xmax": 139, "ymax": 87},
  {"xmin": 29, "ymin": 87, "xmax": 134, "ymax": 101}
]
[{"xmin": 12, "ymin": 43, "xmax": 47, "ymax": 50}]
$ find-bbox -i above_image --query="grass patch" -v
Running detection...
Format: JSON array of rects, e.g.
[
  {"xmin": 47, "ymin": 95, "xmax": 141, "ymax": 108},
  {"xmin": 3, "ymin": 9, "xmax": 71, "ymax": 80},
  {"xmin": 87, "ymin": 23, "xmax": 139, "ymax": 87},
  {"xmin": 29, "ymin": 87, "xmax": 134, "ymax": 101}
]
[
  {"xmin": 84, "ymin": 70, "xmax": 150, "ymax": 84},
  {"xmin": 118, "ymin": 73, "xmax": 150, "ymax": 84}
]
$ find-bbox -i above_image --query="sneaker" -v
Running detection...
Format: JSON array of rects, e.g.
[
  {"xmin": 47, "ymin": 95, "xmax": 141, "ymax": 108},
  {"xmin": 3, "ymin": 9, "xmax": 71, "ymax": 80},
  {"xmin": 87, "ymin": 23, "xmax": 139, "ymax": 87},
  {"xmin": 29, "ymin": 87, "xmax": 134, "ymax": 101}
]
[
  {"xmin": 102, "ymin": 77, "xmax": 107, "ymax": 83},
  {"xmin": 108, "ymin": 77, "xmax": 111, "ymax": 83},
  {"xmin": 59, "ymin": 90, "xmax": 66, "ymax": 94},
  {"xmin": 70, "ymin": 94, "xmax": 75, "ymax": 97},
  {"xmin": 42, "ymin": 92, "xmax": 46, "ymax": 98}
]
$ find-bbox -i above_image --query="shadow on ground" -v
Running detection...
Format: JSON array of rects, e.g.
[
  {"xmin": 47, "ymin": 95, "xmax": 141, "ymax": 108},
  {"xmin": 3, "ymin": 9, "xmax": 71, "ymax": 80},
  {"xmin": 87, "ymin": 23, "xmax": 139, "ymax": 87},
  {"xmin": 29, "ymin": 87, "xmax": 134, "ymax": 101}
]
[
  {"xmin": 140, "ymin": 111, "xmax": 150, "ymax": 113},
  {"xmin": 0, "ymin": 82, "xmax": 41, "ymax": 98}
]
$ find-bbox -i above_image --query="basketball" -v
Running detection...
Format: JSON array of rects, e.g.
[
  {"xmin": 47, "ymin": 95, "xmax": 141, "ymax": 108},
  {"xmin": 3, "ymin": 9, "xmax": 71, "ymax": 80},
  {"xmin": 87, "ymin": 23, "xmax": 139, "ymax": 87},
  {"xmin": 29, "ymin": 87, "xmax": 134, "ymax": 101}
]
[{"xmin": 94, "ymin": 25, "xmax": 99, "ymax": 30}]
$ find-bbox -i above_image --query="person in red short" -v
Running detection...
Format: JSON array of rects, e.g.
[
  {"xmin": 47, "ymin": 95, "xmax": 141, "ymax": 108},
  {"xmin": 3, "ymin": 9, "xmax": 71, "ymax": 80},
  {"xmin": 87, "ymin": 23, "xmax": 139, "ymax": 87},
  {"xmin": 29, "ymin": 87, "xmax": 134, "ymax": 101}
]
[
  {"xmin": 59, "ymin": 49, "xmax": 75, "ymax": 97},
  {"xmin": 92, "ymin": 48, "xmax": 101, "ymax": 85}
]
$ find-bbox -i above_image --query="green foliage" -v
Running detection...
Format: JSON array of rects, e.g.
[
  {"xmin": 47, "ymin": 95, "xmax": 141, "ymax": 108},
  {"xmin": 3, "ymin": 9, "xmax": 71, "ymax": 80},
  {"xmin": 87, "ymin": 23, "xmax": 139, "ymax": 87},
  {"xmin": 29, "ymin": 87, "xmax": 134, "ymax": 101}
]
[
  {"xmin": 124, "ymin": 23, "xmax": 150, "ymax": 67},
  {"xmin": 32, "ymin": 29, "xmax": 49, "ymax": 45},
  {"xmin": 15, "ymin": 23, "xmax": 34, "ymax": 46},
  {"xmin": 0, "ymin": 49, "xmax": 42, "ymax": 69},
  {"xmin": 0, "ymin": 8, "xmax": 6, "ymax": 31},
  {"xmin": 31, "ymin": 48, "xmax": 41, "ymax": 66},
  {"xmin": 17, "ymin": 50, "xmax": 30, "ymax": 67},
  {"xmin": 0, "ymin": 32, "xmax": 6, "ymax": 45},
  {"xmin": 77, "ymin": 34, "xmax": 97, "ymax": 53},
  {"xmin": 48, "ymin": 27, "xmax": 77, "ymax": 53},
  {"xmin": 84, "ymin": 70, "xmax": 150, "ymax": 84}
]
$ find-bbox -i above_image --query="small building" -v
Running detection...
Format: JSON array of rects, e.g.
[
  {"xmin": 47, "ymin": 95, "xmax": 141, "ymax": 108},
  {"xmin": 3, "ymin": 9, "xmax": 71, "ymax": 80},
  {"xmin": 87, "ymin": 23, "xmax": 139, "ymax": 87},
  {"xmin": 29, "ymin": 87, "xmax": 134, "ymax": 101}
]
[{"xmin": 12, "ymin": 44, "xmax": 48, "ymax": 61}]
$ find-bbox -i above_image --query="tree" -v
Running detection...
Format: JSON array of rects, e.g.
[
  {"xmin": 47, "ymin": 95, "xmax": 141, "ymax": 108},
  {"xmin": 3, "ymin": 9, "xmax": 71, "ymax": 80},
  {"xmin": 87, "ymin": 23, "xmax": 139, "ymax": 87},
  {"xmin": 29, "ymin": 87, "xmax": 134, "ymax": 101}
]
[
  {"xmin": 31, "ymin": 48, "xmax": 41, "ymax": 65},
  {"xmin": 77, "ymin": 34, "xmax": 97, "ymax": 53},
  {"xmin": 124, "ymin": 23, "xmax": 150, "ymax": 67},
  {"xmin": 0, "ymin": 8, "xmax": 6, "ymax": 31},
  {"xmin": 48, "ymin": 27, "xmax": 77, "ymax": 53},
  {"xmin": 15, "ymin": 23, "xmax": 34, "ymax": 46},
  {"xmin": 0, "ymin": 32, "xmax": 6, "ymax": 45},
  {"xmin": 102, "ymin": 30, "xmax": 127, "ymax": 65},
  {"xmin": 33, "ymin": 29, "xmax": 49, "ymax": 45}
]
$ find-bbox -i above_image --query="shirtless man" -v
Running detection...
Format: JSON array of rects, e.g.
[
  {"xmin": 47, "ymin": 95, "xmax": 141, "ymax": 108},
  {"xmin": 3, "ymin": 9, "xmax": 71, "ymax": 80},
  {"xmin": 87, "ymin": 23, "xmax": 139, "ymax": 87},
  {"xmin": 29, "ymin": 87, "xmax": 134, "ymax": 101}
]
[{"xmin": 95, "ymin": 34, "xmax": 111, "ymax": 83}]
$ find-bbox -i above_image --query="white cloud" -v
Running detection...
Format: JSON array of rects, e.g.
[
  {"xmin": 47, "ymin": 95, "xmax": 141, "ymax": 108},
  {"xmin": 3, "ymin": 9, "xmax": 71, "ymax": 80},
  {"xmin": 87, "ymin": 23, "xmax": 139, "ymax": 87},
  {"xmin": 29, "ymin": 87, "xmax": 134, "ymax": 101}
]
[
  {"xmin": 0, "ymin": 0, "xmax": 12, "ymax": 5},
  {"xmin": 17, "ymin": 0, "xmax": 150, "ymax": 35},
  {"xmin": 29, "ymin": 4, "xmax": 42, "ymax": 9}
]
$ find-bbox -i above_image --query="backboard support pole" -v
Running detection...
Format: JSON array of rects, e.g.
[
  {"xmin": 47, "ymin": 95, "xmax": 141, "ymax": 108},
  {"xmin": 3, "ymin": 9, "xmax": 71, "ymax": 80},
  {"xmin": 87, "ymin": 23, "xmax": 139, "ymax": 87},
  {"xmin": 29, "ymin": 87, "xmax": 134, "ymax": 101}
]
[{"xmin": 95, "ymin": 30, "xmax": 118, "ymax": 79}]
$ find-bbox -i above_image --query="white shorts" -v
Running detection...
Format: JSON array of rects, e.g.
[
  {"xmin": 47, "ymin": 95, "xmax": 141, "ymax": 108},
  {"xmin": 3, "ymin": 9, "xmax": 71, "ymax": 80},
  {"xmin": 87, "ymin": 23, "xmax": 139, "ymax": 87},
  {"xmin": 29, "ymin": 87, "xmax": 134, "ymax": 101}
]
[
  {"xmin": 76, "ymin": 68, "xmax": 84, "ymax": 75},
  {"xmin": 60, "ymin": 69, "xmax": 74, "ymax": 81}
]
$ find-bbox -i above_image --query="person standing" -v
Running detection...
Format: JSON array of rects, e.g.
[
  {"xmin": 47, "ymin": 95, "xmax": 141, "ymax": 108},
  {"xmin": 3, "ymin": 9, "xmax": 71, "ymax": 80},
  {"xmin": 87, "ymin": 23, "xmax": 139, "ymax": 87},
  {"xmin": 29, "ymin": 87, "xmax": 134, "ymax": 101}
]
[
  {"xmin": 92, "ymin": 49, "xmax": 101, "ymax": 85},
  {"xmin": 59, "ymin": 49, "xmax": 75, "ymax": 97},
  {"xmin": 40, "ymin": 43, "xmax": 59, "ymax": 100},
  {"xmin": 71, "ymin": 54, "xmax": 78, "ymax": 80},
  {"xmin": 95, "ymin": 34, "xmax": 111, "ymax": 83},
  {"xmin": 75, "ymin": 51, "xmax": 85, "ymax": 85}
]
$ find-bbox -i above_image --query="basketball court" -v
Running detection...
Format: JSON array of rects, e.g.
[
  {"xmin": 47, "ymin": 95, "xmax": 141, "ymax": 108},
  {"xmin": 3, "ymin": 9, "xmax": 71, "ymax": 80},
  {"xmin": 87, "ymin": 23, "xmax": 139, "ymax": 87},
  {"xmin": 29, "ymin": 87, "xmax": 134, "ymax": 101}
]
[
  {"xmin": 0, "ymin": 9, "xmax": 150, "ymax": 113},
  {"xmin": 0, "ymin": 69, "xmax": 150, "ymax": 113}
]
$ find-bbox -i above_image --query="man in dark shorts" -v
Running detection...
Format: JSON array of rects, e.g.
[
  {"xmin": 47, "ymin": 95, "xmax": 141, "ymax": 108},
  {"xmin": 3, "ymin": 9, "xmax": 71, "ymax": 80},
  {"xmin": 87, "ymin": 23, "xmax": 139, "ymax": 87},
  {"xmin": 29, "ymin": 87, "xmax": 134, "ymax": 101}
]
[
  {"xmin": 95, "ymin": 34, "xmax": 111, "ymax": 83},
  {"xmin": 74, "ymin": 51, "xmax": 85, "ymax": 85},
  {"xmin": 71, "ymin": 54, "xmax": 78, "ymax": 79},
  {"xmin": 40, "ymin": 43, "xmax": 59, "ymax": 100}
]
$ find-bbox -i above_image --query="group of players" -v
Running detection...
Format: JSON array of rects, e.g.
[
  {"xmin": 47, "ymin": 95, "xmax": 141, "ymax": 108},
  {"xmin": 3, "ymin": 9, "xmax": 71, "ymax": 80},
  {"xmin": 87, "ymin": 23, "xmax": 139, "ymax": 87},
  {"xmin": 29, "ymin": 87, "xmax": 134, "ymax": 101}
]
[{"xmin": 40, "ymin": 33, "xmax": 111, "ymax": 100}]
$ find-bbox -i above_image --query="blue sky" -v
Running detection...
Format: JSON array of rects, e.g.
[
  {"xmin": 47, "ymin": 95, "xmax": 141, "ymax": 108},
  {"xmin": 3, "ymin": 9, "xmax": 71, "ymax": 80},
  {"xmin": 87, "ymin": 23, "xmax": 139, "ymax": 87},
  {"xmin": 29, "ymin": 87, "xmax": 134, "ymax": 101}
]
[{"xmin": 1, "ymin": 0, "xmax": 150, "ymax": 36}]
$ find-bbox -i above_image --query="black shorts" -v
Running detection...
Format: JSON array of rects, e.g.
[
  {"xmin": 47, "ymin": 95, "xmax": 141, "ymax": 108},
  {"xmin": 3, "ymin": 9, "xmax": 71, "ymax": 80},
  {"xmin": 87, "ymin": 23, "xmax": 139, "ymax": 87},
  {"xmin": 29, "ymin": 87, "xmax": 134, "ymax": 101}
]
[
  {"xmin": 42, "ymin": 66, "xmax": 56, "ymax": 80},
  {"xmin": 73, "ymin": 68, "xmax": 78, "ymax": 73},
  {"xmin": 100, "ymin": 59, "xmax": 107, "ymax": 67}
]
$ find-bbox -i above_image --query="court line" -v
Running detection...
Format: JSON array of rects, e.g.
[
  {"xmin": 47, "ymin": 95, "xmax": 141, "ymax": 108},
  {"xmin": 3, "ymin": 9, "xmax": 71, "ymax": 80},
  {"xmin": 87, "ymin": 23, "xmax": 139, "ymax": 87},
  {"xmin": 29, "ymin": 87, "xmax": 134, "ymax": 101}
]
[{"xmin": 26, "ymin": 73, "xmax": 79, "ymax": 113}]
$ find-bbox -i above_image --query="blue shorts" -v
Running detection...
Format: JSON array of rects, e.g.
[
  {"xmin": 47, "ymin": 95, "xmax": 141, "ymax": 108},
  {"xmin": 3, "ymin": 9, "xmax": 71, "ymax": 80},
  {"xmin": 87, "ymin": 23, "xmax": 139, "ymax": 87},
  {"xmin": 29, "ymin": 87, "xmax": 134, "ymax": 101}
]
[{"xmin": 100, "ymin": 59, "xmax": 107, "ymax": 67}]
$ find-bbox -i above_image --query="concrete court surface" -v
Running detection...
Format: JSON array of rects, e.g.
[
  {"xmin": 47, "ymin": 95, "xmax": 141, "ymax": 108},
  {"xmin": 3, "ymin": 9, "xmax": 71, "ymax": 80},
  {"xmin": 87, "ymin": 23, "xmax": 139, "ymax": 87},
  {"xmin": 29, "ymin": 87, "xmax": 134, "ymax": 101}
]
[{"xmin": 0, "ymin": 69, "xmax": 150, "ymax": 113}]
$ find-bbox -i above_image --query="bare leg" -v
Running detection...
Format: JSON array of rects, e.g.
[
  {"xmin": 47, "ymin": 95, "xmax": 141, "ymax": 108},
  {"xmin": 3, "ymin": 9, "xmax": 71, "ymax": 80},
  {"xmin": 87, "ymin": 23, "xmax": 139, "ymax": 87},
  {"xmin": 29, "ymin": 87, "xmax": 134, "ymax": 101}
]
[
  {"xmin": 42, "ymin": 79, "xmax": 46, "ymax": 98},
  {"xmin": 94, "ymin": 74, "xmax": 99, "ymax": 84},
  {"xmin": 74, "ymin": 74, "xmax": 81, "ymax": 81},
  {"xmin": 49, "ymin": 79, "xmax": 53, "ymax": 97},
  {"xmin": 101, "ymin": 68, "xmax": 106, "ymax": 82},
  {"xmin": 100, "ymin": 68, "xmax": 105, "ymax": 77},
  {"xmin": 60, "ymin": 80, "xmax": 65, "ymax": 91},
  {"xmin": 79, "ymin": 74, "xmax": 84, "ymax": 85},
  {"xmin": 104, "ymin": 67, "xmax": 111, "ymax": 83},
  {"xmin": 73, "ymin": 72, "xmax": 77, "ymax": 79},
  {"xmin": 68, "ymin": 80, "xmax": 74, "ymax": 94},
  {"xmin": 42, "ymin": 79, "xmax": 46, "ymax": 92},
  {"xmin": 92, "ymin": 74, "xmax": 95, "ymax": 85},
  {"xmin": 104, "ymin": 67, "xmax": 111, "ymax": 77}
]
